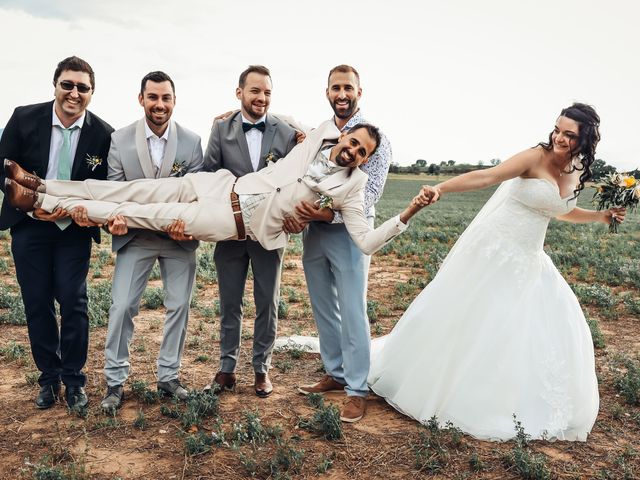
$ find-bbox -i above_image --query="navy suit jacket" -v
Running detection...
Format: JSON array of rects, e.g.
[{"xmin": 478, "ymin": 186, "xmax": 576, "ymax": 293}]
[{"xmin": 0, "ymin": 101, "xmax": 113, "ymax": 242}]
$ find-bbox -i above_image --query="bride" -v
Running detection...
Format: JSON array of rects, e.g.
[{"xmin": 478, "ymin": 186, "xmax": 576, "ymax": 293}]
[{"xmin": 367, "ymin": 103, "xmax": 625, "ymax": 441}]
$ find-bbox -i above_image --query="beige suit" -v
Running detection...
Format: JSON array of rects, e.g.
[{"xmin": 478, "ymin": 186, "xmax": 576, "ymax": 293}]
[{"xmin": 40, "ymin": 120, "xmax": 405, "ymax": 255}]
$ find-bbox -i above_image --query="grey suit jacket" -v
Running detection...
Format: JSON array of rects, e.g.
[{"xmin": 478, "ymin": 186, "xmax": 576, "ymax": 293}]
[
  {"xmin": 107, "ymin": 118, "xmax": 204, "ymax": 252},
  {"xmin": 203, "ymin": 112, "xmax": 297, "ymax": 176}
]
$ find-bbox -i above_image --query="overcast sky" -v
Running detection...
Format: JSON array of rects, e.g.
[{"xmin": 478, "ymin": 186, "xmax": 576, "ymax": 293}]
[{"xmin": 1, "ymin": 0, "xmax": 638, "ymax": 170}]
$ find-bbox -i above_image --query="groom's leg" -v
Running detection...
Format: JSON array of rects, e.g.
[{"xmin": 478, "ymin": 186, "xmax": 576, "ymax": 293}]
[
  {"xmin": 302, "ymin": 223, "xmax": 345, "ymax": 384},
  {"xmin": 44, "ymin": 176, "xmax": 198, "ymax": 204},
  {"xmin": 38, "ymin": 198, "xmax": 237, "ymax": 243}
]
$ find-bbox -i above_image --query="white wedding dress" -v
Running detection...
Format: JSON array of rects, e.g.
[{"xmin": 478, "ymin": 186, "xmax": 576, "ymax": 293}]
[{"xmin": 367, "ymin": 177, "xmax": 599, "ymax": 441}]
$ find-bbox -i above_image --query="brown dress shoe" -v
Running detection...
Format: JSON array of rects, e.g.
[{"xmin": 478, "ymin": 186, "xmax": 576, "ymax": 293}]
[
  {"xmin": 340, "ymin": 396, "xmax": 366, "ymax": 423},
  {"xmin": 254, "ymin": 372, "xmax": 273, "ymax": 398},
  {"xmin": 297, "ymin": 374, "xmax": 346, "ymax": 395},
  {"xmin": 203, "ymin": 371, "xmax": 236, "ymax": 394},
  {"xmin": 4, "ymin": 159, "xmax": 43, "ymax": 191},
  {"xmin": 5, "ymin": 179, "xmax": 39, "ymax": 212}
]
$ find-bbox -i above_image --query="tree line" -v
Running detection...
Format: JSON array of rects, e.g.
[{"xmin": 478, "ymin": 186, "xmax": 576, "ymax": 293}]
[{"xmin": 390, "ymin": 158, "xmax": 637, "ymax": 180}]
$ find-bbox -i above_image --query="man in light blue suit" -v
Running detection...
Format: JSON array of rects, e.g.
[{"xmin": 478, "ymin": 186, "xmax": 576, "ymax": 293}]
[
  {"xmin": 295, "ymin": 65, "xmax": 392, "ymax": 423},
  {"xmin": 97, "ymin": 72, "xmax": 204, "ymax": 410}
]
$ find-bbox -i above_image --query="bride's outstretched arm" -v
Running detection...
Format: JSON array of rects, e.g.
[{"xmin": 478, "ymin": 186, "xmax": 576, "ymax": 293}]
[
  {"xmin": 422, "ymin": 149, "xmax": 540, "ymax": 203},
  {"xmin": 556, "ymin": 207, "xmax": 626, "ymax": 224}
]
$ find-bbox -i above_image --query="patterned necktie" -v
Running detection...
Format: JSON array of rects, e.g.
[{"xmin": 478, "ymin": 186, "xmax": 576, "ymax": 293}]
[{"xmin": 55, "ymin": 125, "xmax": 78, "ymax": 229}]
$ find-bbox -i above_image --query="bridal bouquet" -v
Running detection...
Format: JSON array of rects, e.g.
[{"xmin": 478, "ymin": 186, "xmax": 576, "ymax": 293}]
[{"xmin": 592, "ymin": 173, "xmax": 639, "ymax": 233}]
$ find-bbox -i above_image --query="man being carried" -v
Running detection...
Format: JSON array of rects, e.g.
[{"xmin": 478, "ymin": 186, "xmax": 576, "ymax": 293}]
[{"xmin": 5, "ymin": 122, "xmax": 423, "ymax": 257}]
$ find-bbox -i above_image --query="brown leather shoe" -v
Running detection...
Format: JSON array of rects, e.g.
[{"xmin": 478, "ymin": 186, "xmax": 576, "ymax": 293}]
[
  {"xmin": 254, "ymin": 372, "xmax": 273, "ymax": 398},
  {"xmin": 4, "ymin": 159, "xmax": 43, "ymax": 191},
  {"xmin": 203, "ymin": 371, "xmax": 236, "ymax": 394},
  {"xmin": 5, "ymin": 179, "xmax": 38, "ymax": 212},
  {"xmin": 297, "ymin": 374, "xmax": 346, "ymax": 395},
  {"xmin": 340, "ymin": 396, "xmax": 366, "ymax": 423}
]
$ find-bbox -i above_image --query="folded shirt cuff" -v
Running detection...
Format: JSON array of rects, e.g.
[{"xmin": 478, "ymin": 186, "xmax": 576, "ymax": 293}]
[{"xmin": 393, "ymin": 214, "xmax": 409, "ymax": 232}]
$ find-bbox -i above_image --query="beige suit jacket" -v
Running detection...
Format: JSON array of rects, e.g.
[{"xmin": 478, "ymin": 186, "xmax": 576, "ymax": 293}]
[{"xmin": 235, "ymin": 120, "xmax": 404, "ymax": 254}]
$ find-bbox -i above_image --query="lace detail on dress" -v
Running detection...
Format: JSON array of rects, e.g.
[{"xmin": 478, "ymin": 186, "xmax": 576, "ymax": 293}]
[{"xmin": 538, "ymin": 350, "xmax": 571, "ymax": 439}]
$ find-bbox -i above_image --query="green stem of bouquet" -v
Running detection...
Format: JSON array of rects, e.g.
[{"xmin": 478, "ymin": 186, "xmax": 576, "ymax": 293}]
[{"xmin": 609, "ymin": 217, "xmax": 619, "ymax": 234}]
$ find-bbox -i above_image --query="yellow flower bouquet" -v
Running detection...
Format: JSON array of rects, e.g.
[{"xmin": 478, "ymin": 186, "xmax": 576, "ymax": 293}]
[{"xmin": 592, "ymin": 172, "xmax": 639, "ymax": 233}]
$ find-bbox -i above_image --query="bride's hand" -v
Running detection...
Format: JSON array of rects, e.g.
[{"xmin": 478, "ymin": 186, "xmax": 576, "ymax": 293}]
[
  {"xmin": 604, "ymin": 207, "xmax": 626, "ymax": 224},
  {"xmin": 413, "ymin": 185, "xmax": 441, "ymax": 207}
]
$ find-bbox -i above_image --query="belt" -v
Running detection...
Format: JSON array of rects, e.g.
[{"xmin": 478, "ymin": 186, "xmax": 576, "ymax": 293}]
[{"xmin": 230, "ymin": 179, "xmax": 246, "ymax": 240}]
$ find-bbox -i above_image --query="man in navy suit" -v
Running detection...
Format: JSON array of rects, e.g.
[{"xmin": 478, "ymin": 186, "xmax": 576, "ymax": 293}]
[{"xmin": 0, "ymin": 56, "xmax": 113, "ymax": 409}]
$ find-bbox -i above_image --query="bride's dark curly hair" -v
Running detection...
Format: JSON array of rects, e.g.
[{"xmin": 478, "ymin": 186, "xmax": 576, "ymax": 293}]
[{"xmin": 537, "ymin": 102, "xmax": 601, "ymax": 199}]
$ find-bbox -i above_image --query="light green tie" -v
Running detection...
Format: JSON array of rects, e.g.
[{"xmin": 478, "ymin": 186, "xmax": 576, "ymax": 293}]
[{"xmin": 56, "ymin": 125, "xmax": 78, "ymax": 229}]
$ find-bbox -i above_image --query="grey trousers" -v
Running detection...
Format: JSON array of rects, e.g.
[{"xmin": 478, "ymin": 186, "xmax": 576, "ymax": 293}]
[
  {"xmin": 215, "ymin": 239, "xmax": 284, "ymax": 374},
  {"xmin": 103, "ymin": 233, "xmax": 196, "ymax": 385}
]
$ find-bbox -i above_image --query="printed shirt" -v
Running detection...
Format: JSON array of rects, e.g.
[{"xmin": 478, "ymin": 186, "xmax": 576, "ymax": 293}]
[{"xmin": 332, "ymin": 110, "xmax": 392, "ymax": 223}]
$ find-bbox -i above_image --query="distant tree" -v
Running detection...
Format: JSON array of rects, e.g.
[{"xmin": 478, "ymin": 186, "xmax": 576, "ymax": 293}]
[
  {"xmin": 389, "ymin": 162, "xmax": 400, "ymax": 173},
  {"xmin": 415, "ymin": 159, "xmax": 427, "ymax": 167},
  {"xmin": 590, "ymin": 158, "xmax": 616, "ymax": 180},
  {"xmin": 440, "ymin": 161, "xmax": 447, "ymax": 167},
  {"xmin": 447, "ymin": 160, "xmax": 455, "ymax": 166},
  {"xmin": 478, "ymin": 160, "xmax": 484, "ymax": 166},
  {"xmin": 409, "ymin": 165, "xmax": 421, "ymax": 175},
  {"xmin": 490, "ymin": 158, "xmax": 501, "ymax": 166},
  {"xmin": 427, "ymin": 163, "xmax": 440, "ymax": 175}
]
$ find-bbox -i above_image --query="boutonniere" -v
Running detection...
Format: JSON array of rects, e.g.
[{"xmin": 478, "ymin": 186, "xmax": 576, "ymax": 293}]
[
  {"xmin": 170, "ymin": 160, "xmax": 187, "ymax": 177},
  {"xmin": 317, "ymin": 194, "xmax": 334, "ymax": 209},
  {"xmin": 265, "ymin": 152, "xmax": 279, "ymax": 165},
  {"xmin": 85, "ymin": 154, "xmax": 103, "ymax": 171}
]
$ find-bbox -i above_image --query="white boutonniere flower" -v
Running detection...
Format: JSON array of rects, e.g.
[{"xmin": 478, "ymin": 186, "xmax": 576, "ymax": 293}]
[
  {"xmin": 317, "ymin": 194, "xmax": 334, "ymax": 209},
  {"xmin": 171, "ymin": 160, "xmax": 187, "ymax": 177},
  {"xmin": 85, "ymin": 154, "xmax": 103, "ymax": 171}
]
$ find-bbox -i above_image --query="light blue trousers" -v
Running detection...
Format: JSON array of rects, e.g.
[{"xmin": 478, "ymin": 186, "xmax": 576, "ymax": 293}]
[{"xmin": 302, "ymin": 222, "xmax": 372, "ymax": 397}]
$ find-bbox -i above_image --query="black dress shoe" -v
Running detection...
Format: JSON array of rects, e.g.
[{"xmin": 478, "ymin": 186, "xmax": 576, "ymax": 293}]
[
  {"xmin": 65, "ymin": 385, "xmax": 88, "ymax": 409},
  {"xmin": 35, "ymin": 383, "xmax": 60, "ymax": 409},
  {"xmin": 100, "ymin": 385, "xmax": 125, "ymax": 411}
]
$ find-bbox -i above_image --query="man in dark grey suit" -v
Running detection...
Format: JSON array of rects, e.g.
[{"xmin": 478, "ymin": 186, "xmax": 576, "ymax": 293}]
[
  {"xmin": 203, "ymin": 65, "xmax": 297, "ymax": 397},
  {"xmin": 97, "ymin": 71, "xmax": 203, "ymax": 410}
]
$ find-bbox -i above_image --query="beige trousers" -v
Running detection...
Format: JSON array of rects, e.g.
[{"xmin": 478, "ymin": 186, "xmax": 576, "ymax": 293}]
[{"xmin": 41, "ymin": 171, "xmax": 238, "ymax": 242}]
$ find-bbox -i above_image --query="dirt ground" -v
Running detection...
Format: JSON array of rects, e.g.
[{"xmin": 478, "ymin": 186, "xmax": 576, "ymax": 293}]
[{"xmin": 0, "ymin": 250, "xmax": 639, "ymax": 479}]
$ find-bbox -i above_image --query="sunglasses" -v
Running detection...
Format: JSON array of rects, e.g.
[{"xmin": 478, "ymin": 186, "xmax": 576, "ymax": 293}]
[{"xmin": 59, "ymin": 80, "xmax": 92, "ymax": 94}]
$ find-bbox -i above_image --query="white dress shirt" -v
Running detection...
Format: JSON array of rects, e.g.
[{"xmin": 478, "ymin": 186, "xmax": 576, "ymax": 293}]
[
  {"xmin": 242, "ymin": 114, "xmax": 265, "ymax": 171},
  {"xmin": 45, "ymin": 104, "xmax": 85, "ymax": 180},
  {"xmin": 144, "ymin": 121, "xmax": 170, "ymax": 174}
]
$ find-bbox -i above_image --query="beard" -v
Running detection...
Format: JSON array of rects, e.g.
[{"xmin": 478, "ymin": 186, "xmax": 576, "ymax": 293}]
[
  {"xmin": 331, "ymin": 98, "xmax": 357, "ymax": 119},
  {"xmin": 334, "ymin": 146, "xmax": 355, "ymax": 167},
  {"xmin": 146, "ymin": 109, "xmax": 169, "ymax": 127}
]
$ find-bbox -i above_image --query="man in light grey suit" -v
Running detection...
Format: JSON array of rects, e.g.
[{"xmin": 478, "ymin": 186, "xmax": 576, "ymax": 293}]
[
  {"xmin": 98, "ymin": 71, "xmax": 203, "ymax": 410},
  {"xmin": 203, "ymin": 65, "xmax": 297, "ymax": 397}
]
